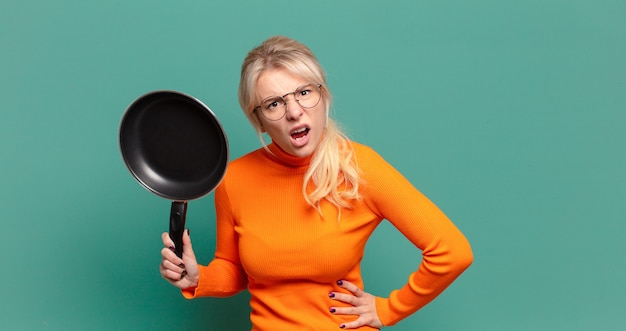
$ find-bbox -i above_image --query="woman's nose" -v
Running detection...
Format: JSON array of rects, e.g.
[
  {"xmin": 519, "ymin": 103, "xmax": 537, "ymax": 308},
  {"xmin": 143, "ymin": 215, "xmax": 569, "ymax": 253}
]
[{"xmin": 284, "ymin": 97, "xmax": 303, "ymax": 120}]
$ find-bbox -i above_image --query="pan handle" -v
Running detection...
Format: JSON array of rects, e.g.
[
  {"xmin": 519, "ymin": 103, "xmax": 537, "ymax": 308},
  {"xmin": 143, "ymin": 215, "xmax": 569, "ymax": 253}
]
[{"xmin": 169, "ymin": 201, "xmax": 188, "ymax": 258}]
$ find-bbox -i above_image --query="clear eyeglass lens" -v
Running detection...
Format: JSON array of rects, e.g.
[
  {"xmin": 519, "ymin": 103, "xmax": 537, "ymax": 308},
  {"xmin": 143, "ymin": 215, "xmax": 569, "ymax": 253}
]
[
  {"xmin": 294, "ymin": 84, "xmax": 321, "ymax": 108},
  {"xmin": 262, "ymin": 98, "xmax": 284, "ymax": 113}
]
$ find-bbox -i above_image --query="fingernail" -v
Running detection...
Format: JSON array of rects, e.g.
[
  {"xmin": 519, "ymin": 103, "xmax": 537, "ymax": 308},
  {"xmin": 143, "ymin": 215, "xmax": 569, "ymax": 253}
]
[
  {"xmin": 186, "ymin": 229, "xmax": 190, "ymax": 235},
  {"xmin": 328, "ymin": 292, "xmax": 335, "ymax": 298},
  {"xmin": 180, "ymin": 270, "xmax": 187, "ymax": 280},
  {"xmin": 178, "ymin": 263, "xmax": 185, "ymax": 268},
  {"xmin": 337, "ymin": 280, "xmax": 343, "ymax": 286},
  {"xmin": 340, "ymin": 324, "xmax": 345, "ymax": 329},
  {"xmin": 169, "ymin": 246, "xmax": 175, "ymax": 252},
  {"xmin": 330, "ymin": 308, "xmax": 336, "ymax": 313}
]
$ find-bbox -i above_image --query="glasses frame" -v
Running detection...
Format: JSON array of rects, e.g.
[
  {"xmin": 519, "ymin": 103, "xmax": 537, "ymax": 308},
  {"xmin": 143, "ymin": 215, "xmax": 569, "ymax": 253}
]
[{"xmin": 253, "ymin": 83, "xmax": 323, "ymax": 121}]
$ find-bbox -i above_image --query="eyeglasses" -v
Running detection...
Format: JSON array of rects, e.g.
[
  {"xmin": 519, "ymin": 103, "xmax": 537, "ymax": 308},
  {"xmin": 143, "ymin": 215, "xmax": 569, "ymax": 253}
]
[{"xmin": 254, "ymin": 83, "xmax": 322, "ymax": 121}]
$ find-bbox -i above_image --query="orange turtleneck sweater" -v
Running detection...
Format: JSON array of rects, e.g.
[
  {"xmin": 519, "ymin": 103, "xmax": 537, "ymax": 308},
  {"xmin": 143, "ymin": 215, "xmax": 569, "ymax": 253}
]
[{"xmin": 182, "ymin": 142, "xmax": 473, "ymax": 330}]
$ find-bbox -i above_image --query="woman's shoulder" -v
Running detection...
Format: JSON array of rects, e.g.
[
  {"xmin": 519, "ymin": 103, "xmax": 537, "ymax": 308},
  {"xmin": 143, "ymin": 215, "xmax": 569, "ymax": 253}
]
[
  {"xmin": 224, "ymin": 148, "xmax": 266, "ymax": 175},
  {"xmin": 216, "ymin": 148, "xmax": 266, "ymax": 193},
  {"xmin": 349, "ymin": 140, "xmax": 384, "ymax": 163},
  {"xmin": 349, "ymin": 140, "xmax": 400, "ymax": 181}
]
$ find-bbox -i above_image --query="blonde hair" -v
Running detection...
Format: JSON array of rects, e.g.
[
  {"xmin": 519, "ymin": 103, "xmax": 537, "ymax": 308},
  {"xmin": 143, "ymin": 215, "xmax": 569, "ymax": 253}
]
[{"xmin": 238, "ymin": 36, "xmax": 360, "ymax": 212}]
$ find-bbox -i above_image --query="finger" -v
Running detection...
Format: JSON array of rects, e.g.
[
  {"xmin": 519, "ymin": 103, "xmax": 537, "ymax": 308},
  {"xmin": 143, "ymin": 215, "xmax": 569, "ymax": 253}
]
[
  {"xmin": 161, "ymin": 258, "xmax": 185, "ymax": 274},
  {"xmin": 176, "ymin": 229, "xmax": 200, "ymax": 286},
  {"xmin": 162, "ymin": 232, "xmax": 174, "ymax": 248},
  {"xmin": 160, "ymin": 258, "xmax": 189, "ymax": 281},
  {"xmin": 160, "ymin": 266, "xmax": 186, "ymax": 282},
  {"xmin": 337, "ymin": 280, "xmax": 363, "ymax": 297},
  {"xmin": 330, "ymin": 306, "xmax": 361, "ymax": 316},
  {"xmin": 329, "ymin": 291, "xmax": 358, "ymax": 305},
  {"xmin": 181, "ymin": 229, "xmax": 196, "ymax": 262},
  {"xmin": 161, "ymin": 246, "xmax": 184, "ymax": 266},
  {"xmin": 339, "ymin": 317, "xmax": 368, "ymax": 330}
]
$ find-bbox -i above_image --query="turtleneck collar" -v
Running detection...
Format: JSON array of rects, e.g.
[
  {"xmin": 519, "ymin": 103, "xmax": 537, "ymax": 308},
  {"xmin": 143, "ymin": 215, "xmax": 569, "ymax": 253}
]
[{"xmin": 264, "ymin": 142, "xmax": 313, "ymax": 168}]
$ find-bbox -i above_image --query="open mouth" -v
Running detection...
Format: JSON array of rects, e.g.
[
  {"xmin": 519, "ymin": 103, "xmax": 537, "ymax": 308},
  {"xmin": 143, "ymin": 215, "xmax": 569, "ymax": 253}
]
[{"xmin": 291, "ymin": 127, "xmax": 310, "ymax": 140}]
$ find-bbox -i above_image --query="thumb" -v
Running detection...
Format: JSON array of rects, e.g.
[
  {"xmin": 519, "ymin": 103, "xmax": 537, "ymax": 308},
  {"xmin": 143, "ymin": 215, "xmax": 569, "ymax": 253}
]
[{"xmin": 181, "ymin": 229, "xmax": 197, "ymax": 263}]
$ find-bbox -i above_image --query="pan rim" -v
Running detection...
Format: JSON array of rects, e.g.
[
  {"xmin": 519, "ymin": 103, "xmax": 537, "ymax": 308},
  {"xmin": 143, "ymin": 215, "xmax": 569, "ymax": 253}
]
[{"xmin": 118, "ymin": 89, "xmax": 229, "ymax": 201}]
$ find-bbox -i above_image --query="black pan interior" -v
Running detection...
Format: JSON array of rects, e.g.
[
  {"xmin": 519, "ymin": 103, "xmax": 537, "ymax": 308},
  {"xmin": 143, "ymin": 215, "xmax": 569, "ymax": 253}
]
[{"xmin": 119, "ymin": 91, "xmax": 228, "ymax": 201}]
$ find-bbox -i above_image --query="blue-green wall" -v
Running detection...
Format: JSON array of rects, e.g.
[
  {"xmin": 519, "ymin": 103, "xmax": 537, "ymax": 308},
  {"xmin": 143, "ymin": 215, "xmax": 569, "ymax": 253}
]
[{"xmin": 1, "ymin": 1, "xmax": 624, "ymax": 330}]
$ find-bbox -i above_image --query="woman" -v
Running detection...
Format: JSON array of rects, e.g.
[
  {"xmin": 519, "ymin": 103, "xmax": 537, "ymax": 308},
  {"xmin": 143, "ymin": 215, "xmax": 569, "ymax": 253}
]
[{"xmin": 160, "ymin": 36, "xmax": 473, "ymax": 330}]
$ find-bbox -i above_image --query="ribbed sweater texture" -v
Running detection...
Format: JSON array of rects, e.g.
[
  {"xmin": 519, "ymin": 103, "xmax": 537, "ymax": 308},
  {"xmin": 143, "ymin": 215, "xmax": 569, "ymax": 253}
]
[{"xmin": 182, "ymin": 142, "xmax": 473, "ymax": 330}]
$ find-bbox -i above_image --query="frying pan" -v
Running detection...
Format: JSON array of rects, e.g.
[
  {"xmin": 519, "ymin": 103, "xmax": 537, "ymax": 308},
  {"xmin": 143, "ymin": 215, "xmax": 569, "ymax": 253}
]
[{"xmin": 119, "ymin": 90, "xmax": 228, "ymax": 258}]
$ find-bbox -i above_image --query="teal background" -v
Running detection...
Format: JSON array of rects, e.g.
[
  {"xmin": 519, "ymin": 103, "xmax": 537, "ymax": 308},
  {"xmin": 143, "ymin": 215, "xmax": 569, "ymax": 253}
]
[{"xmin": 1, "ymin": 0, "xmax": 624, "ymax": 330}]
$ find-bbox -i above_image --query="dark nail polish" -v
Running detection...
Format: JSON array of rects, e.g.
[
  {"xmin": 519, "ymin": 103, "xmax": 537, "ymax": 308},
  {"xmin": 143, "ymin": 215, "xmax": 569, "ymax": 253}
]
[
  {"xmin": 337, "ymin": 280, "xmax": 343, "ymax": 286},
  {"xmin": 180, "ymin": 270, "xmax": 187, "ymax": 280},
  {"xmin": 330, "ymin": 308, "xmax": 336, "ymax": 313},
  {"xmin": 179, "ymin": 263, "xmax": 185, "ymax": 268},
  {"xmin": 186, "ymin": 229, "xmax": 190, "ymax": 235},
  {"xmin": 169, "ymin": 246, "xmax": 175, "ymax": 252},
  {"xmin": 340, "ymin": 324, "xmax": 345, "ymax": 329},
  {"xmin": 328, "ymin": 292, "xmax": 335, "ymax": 298}
]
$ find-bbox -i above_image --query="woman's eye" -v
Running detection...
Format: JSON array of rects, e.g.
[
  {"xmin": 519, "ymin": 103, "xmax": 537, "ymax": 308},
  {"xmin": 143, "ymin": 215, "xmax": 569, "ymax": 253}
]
[{"xmin": 264, "ymin": 99, "xmax": 281, "ymax": 111}]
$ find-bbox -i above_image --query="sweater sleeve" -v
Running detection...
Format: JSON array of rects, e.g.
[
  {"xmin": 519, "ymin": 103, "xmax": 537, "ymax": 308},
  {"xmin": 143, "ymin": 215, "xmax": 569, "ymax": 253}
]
[
  {"xmin": 181, "ymin": 179, "xmax": 248, "ymax": 299},
  {"xmin": 358, "ymin": 146, "xmax": 473, "ymax": 326}
]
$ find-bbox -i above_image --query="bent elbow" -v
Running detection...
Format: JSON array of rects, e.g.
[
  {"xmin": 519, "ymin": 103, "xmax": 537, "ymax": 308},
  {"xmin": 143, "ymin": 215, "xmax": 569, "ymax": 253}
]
[
  {"xmin": 459, "ymin": 248, "xmax": 474, "ymax": 271},
  {"xmin": 423, "ymin": 238, "xmax": 473, "ymax": 276},
  {"xmin": 453, "ymin": 240, "xmax": 474, "ymax": 273}
]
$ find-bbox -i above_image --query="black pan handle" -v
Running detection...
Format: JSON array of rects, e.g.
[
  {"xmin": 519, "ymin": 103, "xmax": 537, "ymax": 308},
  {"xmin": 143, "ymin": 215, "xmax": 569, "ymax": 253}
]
[{"xmin": 169, "ymin": 201, "xmax": 188, "ymax": 258}]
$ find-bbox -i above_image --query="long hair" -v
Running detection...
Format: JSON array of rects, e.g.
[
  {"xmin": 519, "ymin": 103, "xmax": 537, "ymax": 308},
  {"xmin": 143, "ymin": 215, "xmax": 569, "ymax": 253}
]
[{"xmin": 238, "ymin": 36, "xmax": 360, "ymax": 212}]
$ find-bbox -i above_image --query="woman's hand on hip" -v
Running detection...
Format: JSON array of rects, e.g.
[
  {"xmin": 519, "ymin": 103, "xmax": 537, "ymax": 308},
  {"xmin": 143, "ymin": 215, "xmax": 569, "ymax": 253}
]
[
  {"xmin": 159, "ymin": 230, "xmax": 199, "ymax": 289},
  {"xmin": 329, "ymin": 279, "xmax": 384, "ymax": 329}
]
